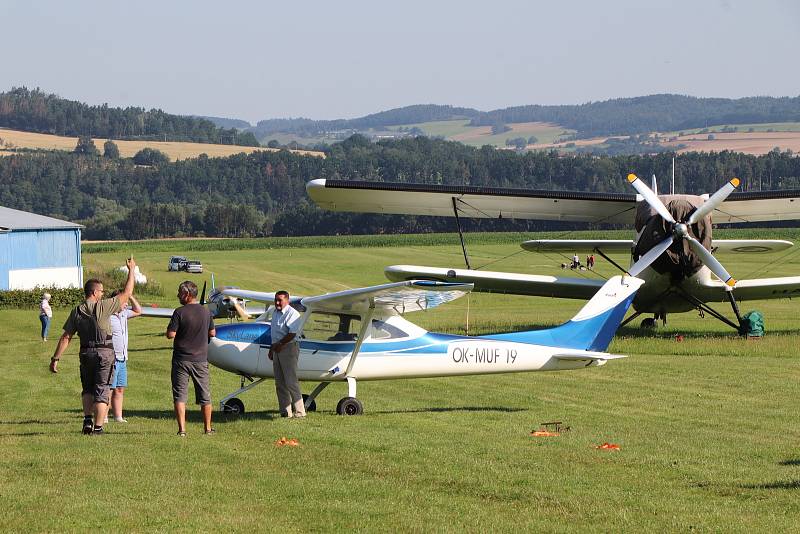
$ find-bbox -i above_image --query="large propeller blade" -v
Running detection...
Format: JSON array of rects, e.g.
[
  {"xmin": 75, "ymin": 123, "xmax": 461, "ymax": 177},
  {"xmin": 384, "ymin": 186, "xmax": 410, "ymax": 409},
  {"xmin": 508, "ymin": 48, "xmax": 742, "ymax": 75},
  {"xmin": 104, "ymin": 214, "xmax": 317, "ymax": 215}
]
[
  {"xmin": 628, "ymin": 236, "xmax": 674, "ymax": 277},
  {"xmin": 627, "ymin": 173, "xmax": 675, "ymax": 224},
  {"xmin": 200, "ymin": 281, "xmax": 207, "ymax": 306},
  {"xmin": 627, "ymin": 172, "xmax": 738, "ymax": 288},
  {"xmin": 687, "ymin": 177, "xmax": 740, "ymax": 225},
  {"xmin": 686, "ymin": 237, "xmax": 736, "ymax": 287}
]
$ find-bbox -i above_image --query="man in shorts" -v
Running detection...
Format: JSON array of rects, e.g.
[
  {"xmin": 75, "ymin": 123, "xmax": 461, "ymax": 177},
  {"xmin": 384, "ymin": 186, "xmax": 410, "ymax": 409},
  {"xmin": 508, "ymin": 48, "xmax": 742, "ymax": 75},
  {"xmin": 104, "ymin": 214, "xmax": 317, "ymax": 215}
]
[
  {"xmin": 166, "ymin": 281, "xmax": 216, "ymax": 436},
  {"xmin": 50, "ymin": 257, "xmax": 137, "ymax": 435}
]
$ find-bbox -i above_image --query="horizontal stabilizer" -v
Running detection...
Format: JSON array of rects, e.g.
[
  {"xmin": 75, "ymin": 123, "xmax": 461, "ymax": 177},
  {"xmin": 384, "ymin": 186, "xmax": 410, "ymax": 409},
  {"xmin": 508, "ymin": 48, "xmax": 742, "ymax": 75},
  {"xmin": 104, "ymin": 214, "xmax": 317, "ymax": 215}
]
[
  {"xmin": 552, "ymin": 352, "xmax": 626, "ymax": 361},
  {"xmin": 521, "ymin": 239, "xmax": 633, "ymax": 253}
]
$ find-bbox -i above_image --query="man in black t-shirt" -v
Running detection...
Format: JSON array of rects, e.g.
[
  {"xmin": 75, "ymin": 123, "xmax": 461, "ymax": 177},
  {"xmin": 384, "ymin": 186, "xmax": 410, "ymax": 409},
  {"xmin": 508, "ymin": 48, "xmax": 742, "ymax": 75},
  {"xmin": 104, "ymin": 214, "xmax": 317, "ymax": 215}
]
[{"xmin": 166, "ymin": 281, "xmax": 216, "ymax": 436}]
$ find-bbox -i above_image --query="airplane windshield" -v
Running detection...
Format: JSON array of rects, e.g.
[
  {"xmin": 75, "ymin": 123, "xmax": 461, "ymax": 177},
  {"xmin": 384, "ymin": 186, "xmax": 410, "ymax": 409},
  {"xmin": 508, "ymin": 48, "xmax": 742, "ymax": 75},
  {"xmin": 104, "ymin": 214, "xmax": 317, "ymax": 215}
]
[
  {"xmin": 303, "ymin": 312, "xmax": 361, "ymax": 342},
  {"xmin": 370, "ymin": 319, "xmax": 407, "ymax": 340}
]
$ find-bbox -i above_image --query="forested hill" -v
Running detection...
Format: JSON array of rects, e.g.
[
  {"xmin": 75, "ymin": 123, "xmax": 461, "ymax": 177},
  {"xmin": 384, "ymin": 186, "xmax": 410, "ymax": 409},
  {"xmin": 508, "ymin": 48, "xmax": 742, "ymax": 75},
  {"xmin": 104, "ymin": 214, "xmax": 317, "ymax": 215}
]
[
  {"xmin": 249, "ymin": 95, "xmax": 800, "ymax": 140},
  {"xmin": 0, "ymin": 87, "xmax": 260, "ymax": 146},
  {"xmin": 251, "ymin": 104, "xmax": 480, "ymax": 138},
  {"xmin": 1, "ymin": 135, "xmax": 799, "ymax": 240},
  {"xmin": 469, "ymin": 94, "xmax": 800, "ymax": 138},
  {"xmin": 195, "ymin": 115, "xmax": 252, "ymax": 129}
]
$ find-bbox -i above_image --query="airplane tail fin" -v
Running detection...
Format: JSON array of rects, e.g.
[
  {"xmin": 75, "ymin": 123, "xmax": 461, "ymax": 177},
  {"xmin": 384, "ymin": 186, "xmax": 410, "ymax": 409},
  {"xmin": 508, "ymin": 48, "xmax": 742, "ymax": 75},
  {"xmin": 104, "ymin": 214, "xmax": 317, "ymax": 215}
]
[{"xmin": 483, "ymin": 275, "xmax": 644, "ymax": 352}]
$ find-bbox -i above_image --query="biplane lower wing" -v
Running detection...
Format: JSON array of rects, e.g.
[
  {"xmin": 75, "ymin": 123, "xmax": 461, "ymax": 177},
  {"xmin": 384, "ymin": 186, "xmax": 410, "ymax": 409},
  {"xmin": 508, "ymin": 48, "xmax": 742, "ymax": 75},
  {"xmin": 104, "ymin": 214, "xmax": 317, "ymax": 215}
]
[{"xmin": 384, "ymin": 265, "xmax": 604, "ymax": 300}]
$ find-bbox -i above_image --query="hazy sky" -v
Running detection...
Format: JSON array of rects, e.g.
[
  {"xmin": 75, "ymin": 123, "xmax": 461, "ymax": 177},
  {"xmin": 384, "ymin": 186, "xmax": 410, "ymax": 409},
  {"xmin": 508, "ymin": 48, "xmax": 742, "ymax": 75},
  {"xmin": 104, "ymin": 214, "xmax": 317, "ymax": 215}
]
[{"xmin": 3, "ymin": 0, "xmax": 799, "ymax": 123}]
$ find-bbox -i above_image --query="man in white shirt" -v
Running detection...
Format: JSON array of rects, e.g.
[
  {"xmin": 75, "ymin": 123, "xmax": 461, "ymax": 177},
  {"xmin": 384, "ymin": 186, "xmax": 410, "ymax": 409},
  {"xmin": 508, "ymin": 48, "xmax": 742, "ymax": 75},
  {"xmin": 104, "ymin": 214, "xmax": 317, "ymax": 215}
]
[
  {"xmin": 269, "ymin": 290, "xmax": 305, "ymax": 418},
  {"xmin": 108, "ymin": 293, "xmax": 142, "ymax": 423},
  {"xmin": 39, "ymin": 293, "xmax": 53, "ymax": 341}
]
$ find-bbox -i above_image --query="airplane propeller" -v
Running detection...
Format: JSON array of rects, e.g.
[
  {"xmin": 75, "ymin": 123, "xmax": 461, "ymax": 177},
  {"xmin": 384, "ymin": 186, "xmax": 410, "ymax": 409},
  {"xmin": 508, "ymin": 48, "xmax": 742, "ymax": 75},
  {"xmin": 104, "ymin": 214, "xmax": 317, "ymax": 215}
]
[{"xmin": 626, "ymin": 173, "xmax": 739, "ymax": 287}]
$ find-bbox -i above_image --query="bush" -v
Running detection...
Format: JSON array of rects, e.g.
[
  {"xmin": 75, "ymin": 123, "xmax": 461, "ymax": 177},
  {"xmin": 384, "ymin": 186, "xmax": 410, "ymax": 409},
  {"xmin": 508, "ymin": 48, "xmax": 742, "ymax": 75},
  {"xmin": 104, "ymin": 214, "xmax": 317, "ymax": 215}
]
[
  {"xmin": 85, "ymin": 268, "xmax": 165, "ymax": 299},
  {"xmin": 0, "ymin": 287, "xmax": 83, "ymax": 309}
]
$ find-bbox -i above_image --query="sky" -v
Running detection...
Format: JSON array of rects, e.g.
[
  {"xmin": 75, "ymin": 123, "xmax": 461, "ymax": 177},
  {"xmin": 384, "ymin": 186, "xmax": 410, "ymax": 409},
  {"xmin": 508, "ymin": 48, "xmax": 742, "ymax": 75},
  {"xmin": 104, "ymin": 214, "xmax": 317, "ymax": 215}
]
[{"xmin": 3, "ymin": 0, "xmax": 800, "ymax": 123}]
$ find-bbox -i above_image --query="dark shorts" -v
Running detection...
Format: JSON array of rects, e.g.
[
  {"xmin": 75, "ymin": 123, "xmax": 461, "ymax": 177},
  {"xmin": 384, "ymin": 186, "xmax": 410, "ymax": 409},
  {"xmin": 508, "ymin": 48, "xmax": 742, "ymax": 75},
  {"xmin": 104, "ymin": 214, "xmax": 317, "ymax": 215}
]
[
  {"xmin": 171, "ymin": 360, "xmax": 211, "ymax": 405},
  {"xmin": 79, "ymin": 347, "xmax": 116, "ymax": 404}
]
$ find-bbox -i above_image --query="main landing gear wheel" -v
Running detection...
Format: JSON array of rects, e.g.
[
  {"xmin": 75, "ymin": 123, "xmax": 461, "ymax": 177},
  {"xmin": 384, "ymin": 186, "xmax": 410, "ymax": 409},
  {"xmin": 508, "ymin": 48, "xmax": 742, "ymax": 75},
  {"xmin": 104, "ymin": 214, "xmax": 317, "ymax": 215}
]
[
  {"xmin": 223, "ymin": 398, "xmax": 245, "ymax": 415},
  {"xmin": 336, "ymin": 397, "xmax": 363, "ymax": 416},
  {"xmin": 302, "ymin": 394, "xmax": 317, "ymax": 412},
  {"xmin": 640, "ymin": 317, "xmax": 657, "ymax": 329}
]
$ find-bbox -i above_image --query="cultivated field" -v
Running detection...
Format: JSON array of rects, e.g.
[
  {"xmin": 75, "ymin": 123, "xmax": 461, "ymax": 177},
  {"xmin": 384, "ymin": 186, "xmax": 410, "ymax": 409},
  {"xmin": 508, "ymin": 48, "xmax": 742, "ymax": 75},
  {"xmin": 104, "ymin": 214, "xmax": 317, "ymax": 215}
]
[
  {"xmin": 665, "ymin": 131, "xmax": 800, "ymax": 155},
  {"xmin": 3, "ymin": 231, "xmax": 800, "ymax": 530},
  {"xmin": 0, "ymin": 128, "xmax": 325, "ymax": 161}
]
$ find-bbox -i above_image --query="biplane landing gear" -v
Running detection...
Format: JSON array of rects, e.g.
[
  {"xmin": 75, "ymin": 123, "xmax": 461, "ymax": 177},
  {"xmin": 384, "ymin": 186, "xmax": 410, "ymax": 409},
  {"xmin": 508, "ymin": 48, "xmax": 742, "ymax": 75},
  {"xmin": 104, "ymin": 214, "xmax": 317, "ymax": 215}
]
[
  {"xmin": 336, "ymin": 377, "xmax": 363, "ymax": 416},
  {"xmin": 640, "ymin": 317, "xmax": 657, "ymax": 329},
  {"xmin": 223, "ymin": 397, "xmax": 245, "ymax": 415}
]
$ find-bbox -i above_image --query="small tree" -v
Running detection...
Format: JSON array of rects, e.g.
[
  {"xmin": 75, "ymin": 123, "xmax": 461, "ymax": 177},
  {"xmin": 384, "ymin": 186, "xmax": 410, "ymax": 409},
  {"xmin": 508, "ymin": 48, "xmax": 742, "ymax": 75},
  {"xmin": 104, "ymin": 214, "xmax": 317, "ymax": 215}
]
[
  {"xmin": 527, "ymin": 135, "xmax": 539, "ymax": 144},
  {"xmin": 266, "ymin": 139, "xmax": 280, "ymax": 148},
  {"xmin": 133, "ymin": 147, "xmax": 170, "ymax": 166},
  {"xmin": 74, "ymin": 136, "xmax": 99, "ymax": 156},
  {"xmin": 103, "ymin": 139, "xmax": 120, "ymax": 159}
]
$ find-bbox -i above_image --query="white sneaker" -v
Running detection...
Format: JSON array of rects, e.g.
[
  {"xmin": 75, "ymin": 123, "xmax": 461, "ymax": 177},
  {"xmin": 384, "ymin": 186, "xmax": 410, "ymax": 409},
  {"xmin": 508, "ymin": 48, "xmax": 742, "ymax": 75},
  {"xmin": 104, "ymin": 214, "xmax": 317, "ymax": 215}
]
[{"xmin": 114, "ymin": 417, "xmax": 128, "ymax": 423}]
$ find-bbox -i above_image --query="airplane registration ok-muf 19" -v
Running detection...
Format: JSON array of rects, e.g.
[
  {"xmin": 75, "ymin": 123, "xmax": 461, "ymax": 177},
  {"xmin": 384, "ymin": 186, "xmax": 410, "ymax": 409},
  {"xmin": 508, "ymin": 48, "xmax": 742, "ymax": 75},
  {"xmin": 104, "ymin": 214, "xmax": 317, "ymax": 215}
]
[{"xmin": 202, "ymin": 275, "xmax": 643, "ymax": 416}]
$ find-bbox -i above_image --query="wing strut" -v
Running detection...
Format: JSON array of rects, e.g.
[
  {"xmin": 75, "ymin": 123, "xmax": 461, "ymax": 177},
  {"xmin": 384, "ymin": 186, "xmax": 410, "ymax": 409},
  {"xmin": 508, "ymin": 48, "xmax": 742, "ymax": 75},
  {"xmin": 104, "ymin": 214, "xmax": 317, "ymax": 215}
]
[
  {"xmin": 344, "ymin": 304, "xmax": 377, "ymax": 376},
  {"xmin": 452, "ymin": 197, "xmax": 472, "ymax": 269},
  {"xmin": 595, "ymin": 247, "xmax": 629, "ymax": 274}
]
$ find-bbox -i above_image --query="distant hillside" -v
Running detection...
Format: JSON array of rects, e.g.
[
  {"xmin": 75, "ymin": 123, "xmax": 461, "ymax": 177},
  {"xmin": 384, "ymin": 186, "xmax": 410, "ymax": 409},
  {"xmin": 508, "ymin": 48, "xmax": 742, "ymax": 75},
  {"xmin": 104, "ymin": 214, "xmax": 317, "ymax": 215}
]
[
  {"xmin": 250, "ymin": 104, "xmax": 479, "ymax": 139},
  {"xmin": 0, "ymin": 87, "xmax": 260, "ymax": 146},
  {"xmin": 250, "ymin": 94, "xmax": 800, "ymax": 144},
  {"xmin": 470, "ymin": 94, "xmax": 800, "ymax": 139},
  {"xmin": 195, "ymin": 115, "xmax": 252, "ymax": 129}
]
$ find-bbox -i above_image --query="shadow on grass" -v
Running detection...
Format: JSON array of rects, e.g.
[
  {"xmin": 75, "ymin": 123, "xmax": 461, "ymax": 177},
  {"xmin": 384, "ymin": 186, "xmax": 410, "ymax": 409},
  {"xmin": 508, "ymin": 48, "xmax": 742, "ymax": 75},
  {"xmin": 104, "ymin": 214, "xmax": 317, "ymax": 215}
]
[
  {"xmin": 617, "ymin": 326, "xmax": 800, "ymax": 339},
  {"xmin": 121, "ymin": 409, "xmax": 283, "ymax": 422},
  {"xmin": 374, "ymin": 406, "xmax": 526, "ymax": 414},
  {"xmin": 779, "ymin": 459, "xmax": 800, "ymax": 466},
  {"xmin": 742, "ymin": 480, "xmax": 800, "ymax": 490},
  {"xmin": 0, "ymin": 419, "xmax": 64, "ymax": 425},
  {"xmin": 0, "ymin": 431, "xmax": 48, "ymax": 437}
]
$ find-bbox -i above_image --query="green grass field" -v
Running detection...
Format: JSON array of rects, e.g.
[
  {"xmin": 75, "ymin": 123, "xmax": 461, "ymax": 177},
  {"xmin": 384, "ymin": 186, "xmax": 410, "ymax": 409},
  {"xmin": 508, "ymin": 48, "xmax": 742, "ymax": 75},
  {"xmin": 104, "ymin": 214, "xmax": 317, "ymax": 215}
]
[{"xmin": 3, "ymin": 232, "xmax": 800, "ymax": 531}]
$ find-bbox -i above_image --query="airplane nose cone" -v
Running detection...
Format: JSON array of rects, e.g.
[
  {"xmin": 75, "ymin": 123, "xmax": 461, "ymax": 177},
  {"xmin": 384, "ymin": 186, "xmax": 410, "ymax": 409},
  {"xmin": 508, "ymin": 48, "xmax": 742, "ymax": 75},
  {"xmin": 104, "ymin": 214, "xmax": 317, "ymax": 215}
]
[{"xmin": 674, "ymin": 222, "xmax": 688, "ymax": 237}]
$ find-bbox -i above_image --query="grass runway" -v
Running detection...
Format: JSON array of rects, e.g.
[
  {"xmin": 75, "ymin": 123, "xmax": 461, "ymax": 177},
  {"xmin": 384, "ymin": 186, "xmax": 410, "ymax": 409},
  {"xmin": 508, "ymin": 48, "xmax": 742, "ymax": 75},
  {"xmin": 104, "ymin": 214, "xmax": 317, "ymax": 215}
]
[{"xmin": 2, "ymin": 232, "xmax": 800, "ymax": 531}]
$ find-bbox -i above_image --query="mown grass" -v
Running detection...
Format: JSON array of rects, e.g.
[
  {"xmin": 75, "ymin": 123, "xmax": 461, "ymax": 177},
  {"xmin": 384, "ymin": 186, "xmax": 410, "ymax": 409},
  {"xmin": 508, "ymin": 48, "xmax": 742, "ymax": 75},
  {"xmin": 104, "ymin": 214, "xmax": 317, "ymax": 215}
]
[{"xmin": 3, "ymin": 234, "xmax": 800, "ymax": 531}]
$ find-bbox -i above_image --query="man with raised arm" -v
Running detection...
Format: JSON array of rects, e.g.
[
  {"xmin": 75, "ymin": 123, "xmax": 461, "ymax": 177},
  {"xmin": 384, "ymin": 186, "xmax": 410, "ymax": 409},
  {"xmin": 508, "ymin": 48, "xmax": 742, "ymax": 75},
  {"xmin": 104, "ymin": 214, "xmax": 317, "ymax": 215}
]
[{"xmin": 50, "ymin": 257, "xmax": 137, "ymax": 435}]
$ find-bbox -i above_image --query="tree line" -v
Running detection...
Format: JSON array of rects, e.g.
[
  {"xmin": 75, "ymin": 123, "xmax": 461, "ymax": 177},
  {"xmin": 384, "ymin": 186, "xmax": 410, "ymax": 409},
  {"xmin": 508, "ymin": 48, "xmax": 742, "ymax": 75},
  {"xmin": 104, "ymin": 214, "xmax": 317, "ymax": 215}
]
[
  {"xmin": 0, "ymin": 87, "xmax": 260, "ymax": 146},
  {"xmin": 1, "ymin": 135, "xmax": 799, "ymax": 239}
]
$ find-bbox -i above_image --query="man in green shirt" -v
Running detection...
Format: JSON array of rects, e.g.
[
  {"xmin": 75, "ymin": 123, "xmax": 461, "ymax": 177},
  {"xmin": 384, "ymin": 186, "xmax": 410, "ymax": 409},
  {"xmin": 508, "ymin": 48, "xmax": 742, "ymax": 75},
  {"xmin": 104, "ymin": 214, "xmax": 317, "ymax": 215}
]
[{"xmin": 50, "ymin": 257, "xmax": 137, "ymax": 435}]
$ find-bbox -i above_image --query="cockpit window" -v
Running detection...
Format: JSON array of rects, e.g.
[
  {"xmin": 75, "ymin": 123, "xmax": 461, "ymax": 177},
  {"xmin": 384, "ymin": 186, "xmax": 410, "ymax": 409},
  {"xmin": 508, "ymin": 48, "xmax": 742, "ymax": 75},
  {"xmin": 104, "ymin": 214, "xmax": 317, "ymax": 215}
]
[
  {"xmin": 302, "ymin": 312, "xmax": 361, "ymax": 342},
  {"xmin": 370, "ymin": 319, "xmax": 408, "ymax": 340}
]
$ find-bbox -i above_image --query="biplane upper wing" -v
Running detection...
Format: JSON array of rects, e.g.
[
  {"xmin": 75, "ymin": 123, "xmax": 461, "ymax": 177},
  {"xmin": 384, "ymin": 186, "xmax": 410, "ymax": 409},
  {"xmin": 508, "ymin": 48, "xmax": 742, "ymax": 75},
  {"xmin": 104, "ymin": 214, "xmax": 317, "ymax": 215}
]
[
  {"xmin": 384, "ymin": 265, "xmax": 604, "ymax": 300},
  {"xmin": 307, "ymin": 179, "xmax": 638, "ymax": 224},
  {"xmin": 715, "ymin": 190, "xmax": 800, "ymax": 223}
]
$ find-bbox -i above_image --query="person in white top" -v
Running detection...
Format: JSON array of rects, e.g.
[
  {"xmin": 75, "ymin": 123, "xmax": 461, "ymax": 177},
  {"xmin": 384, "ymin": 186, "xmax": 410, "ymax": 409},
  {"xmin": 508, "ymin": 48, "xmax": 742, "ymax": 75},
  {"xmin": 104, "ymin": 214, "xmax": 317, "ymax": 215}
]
[
  {"xmin": 269, "ymin": 290, "xmax": 305, "ymax": 418},
  {"xmin": 107, "ymin": 293, "xmax": 142, "ymax": 423},
  {"xmin": 39, "ymin": 293, "xmax": 53, "ymax": 342}
]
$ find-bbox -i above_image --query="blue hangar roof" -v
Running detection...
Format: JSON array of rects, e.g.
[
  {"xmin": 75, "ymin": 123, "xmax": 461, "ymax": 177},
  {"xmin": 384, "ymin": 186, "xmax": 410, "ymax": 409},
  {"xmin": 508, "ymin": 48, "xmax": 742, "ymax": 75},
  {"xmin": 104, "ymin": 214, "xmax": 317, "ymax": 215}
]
[{"xmin": 0, "ymin": 206, "xmax": 83, "ymax": 231}]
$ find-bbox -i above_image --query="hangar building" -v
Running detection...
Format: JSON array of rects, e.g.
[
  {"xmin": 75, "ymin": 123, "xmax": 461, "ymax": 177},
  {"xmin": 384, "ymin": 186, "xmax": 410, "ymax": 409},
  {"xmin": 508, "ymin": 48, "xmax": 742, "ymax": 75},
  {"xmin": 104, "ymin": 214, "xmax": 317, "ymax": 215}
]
[{"xmin": 0, "ymin": 207, "xmax": 83, "ymax": 290}]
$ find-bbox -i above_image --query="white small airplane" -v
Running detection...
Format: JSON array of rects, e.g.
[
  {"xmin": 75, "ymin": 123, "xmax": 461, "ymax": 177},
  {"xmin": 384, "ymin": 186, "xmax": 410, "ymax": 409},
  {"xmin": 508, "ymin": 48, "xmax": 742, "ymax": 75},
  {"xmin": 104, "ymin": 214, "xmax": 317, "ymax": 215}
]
[
  {"xmin": 307, "ymin": 176, "xmax": 800, "ymax": 331},
  {"xmin": 156, "ymin": 274, "xmax": 643, "ymax": 416}
]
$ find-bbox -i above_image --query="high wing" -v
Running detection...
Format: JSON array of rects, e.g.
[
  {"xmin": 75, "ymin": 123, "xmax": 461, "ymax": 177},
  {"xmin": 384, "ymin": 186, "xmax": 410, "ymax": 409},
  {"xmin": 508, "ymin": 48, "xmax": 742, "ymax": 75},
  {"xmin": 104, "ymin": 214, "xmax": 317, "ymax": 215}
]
[
  {"xmin": 521, "ymin": 239, "xmax": 793, "ymax": 253},
  {"xmin": 307, "ymin": 179, "xmax": 637, "ymax": 224},
  {"xmin": 716, "ymin": 190, "xmax": 800, "ymax": 223},
  {"xmin": 301, "ymin": 280, "xmax": 473, "ymax": 314},
  {"xmin": 384, "ymin": 265, "xmax": 603, "ymax": 300},
  {"xmin": 695, "ymin": 275, "xmax": 800, "ymax": 302}
]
